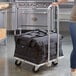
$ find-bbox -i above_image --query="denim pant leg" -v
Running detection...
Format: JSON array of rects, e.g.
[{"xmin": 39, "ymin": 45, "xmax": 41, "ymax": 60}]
[{"xmin": 69, "ymin": 22, "xmax": 76, "ymax": 68}]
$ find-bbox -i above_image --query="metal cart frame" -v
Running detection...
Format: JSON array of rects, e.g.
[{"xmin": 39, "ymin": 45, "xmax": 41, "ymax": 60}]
[{"xmin": 14, "ymin": 1, "xmax": 61, "ymax": 72}]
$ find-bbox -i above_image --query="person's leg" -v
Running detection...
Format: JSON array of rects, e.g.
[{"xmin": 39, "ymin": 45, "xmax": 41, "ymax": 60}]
[
  {"xmin": 69, "ymin": 22, "xmax": 76, "ymax": 76},
  {"xmin": 70, "ymin": 49, "xmax": 76, "ymax": 71}
]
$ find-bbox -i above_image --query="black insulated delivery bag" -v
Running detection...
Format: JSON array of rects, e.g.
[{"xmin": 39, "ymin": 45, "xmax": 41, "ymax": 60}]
[{"xmin": 14, "ymin": 30, "xmax": 63, "ymax": 64}]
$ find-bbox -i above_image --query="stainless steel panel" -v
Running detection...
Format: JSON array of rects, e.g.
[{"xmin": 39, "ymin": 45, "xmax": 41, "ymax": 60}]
[
  {"xmin": 0, "ymin": 0, "xmax": 8, "ymax": 2},
  {"xmin": 17, "ymin": 9, "xmax": 48, "ymax": 29},
  {"xmin": 15, "ymin": 1, "xmax": 53, "ymax": 30},
  {"xmin": 16, "ymin": 1, "xmax": 52, "ymax": 8},
  {"xmin": 0, "ymin": 12, "xmax": 4, "ymax": 28},
  {"xmin": 15, "ymin": 0, "xmax": 54, "ymax": 1}
]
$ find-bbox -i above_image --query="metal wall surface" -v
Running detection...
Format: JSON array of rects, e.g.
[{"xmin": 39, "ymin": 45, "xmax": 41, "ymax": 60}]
[
  {"xmin": 0, "ymin": 0, "xmax": 7, "ymax": 2},
  {"xmin": 17, "ymin": 9, "xmax": 48, "ymax": 29},
  {"xmin": 14, "ymin": 1, "xmax": 54, "ymax": 30},
  {"xmin": 0, "ymin": 0, "xmax": 13, "ymax": 2},
  {"xmin": 15, "ymin": 0, "xmax": 54, "ymax": 1},
  {"xmin": 0, "ymin": 12, "xmax": 4, "ymax": 28},
  {"xmin": 2, "ymin": 0, "xmax": 73, "ymax": 31},
  {"xmin": 7, "ymin": 4, "xmax": 17, "ymax": 30}
]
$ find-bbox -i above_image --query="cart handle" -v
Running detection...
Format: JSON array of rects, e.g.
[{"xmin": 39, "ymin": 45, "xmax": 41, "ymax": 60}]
[
  {"xmin": 47, "ymin": 4, "xmax": 59, "ymax": 32},
  {"xmin": 48, "ymin": 4, "xmax": 59, "ymax": 9},
  {"xmin": 47, "ymin": 4, "xmax": 60, "ymax": 63}
]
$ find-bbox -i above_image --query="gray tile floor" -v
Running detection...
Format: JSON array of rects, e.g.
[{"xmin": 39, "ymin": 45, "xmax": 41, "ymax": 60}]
[{"xmin": 0, "ymin": 33, "xmax": 73, "ymax": 76}]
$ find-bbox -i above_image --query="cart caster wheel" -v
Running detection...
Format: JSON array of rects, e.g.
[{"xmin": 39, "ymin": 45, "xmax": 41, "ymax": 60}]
[
  {"xmin": 52, "ymin": 62, "xmax": 58, "ymax": 66},
  {"xmin": 32, "ymin": 66, "xmax": 39, "ymax": 73},
  {"xmin": 15, "ymin": 60, "xmax": 22, "ymax": 67}
]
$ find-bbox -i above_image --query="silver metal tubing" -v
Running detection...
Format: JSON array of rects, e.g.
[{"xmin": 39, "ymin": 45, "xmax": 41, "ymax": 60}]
[
  {"xmin": 15, "ymin": 1, "xmax": 53, "ymax": 3},
  {"xmin": 47, "ymin": 5, "xmax": 59, "ymax": 63},
  {"xmin": 17, "ymin": 8, "xmax": 18, "ymax": 30},
  {"xmin": 15, "ymin": 56, "xmax": 64, "ymax": 68},
  {"xmin": 56, "ymin": 5, "xmax": 59, "ymax": 63},
  {"xmin": 51, "ymin": 6, "xmax": 54, "ymax": 31},
  {"xmin": 16, "ymin": 8, "xmax": 48, "ymax": 10},
  {"xmin": 19, "ymin": 12, "xmax": 47, "ymax": 14},
  {"xmin": 21, "ymin": 25, "xmax": 47, "ymax": 27},
  {"xmin": 47, "ymin": 5, "xmax": 52, "ymax": 63}
]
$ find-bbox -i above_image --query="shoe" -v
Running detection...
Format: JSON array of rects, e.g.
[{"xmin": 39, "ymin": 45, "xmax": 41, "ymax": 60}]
[{"xmin": 71, "ymin": 71, "xmax": 76, "ymax": 76}]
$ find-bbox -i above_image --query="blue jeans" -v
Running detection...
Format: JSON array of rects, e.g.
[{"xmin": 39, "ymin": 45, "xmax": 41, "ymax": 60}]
[{"xmin": 69, "ymin": 22, "xmax": 76, "ymax": 69}]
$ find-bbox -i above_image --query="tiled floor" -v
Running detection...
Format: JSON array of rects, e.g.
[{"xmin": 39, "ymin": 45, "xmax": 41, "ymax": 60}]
[{"xmin": 0, "ymin": 33, "xmax": 73, "ymax": 76}]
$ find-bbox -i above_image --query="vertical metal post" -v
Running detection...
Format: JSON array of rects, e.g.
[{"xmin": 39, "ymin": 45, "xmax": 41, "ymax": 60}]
[
  {"xmin": 47, "ymin": 6, "xmax": 52, "ymax": 63},
  {"xmin": 47, "ymin": 5, "xmax": 59, "ymax": 63},
  {"xmin": 51, "ymin": 6, "xmax": 54, "ymax": 31},
  {"xmin": 51, "ymin": 6, "xmax": 55, "ymax": 32},
  {"xmin": 56, "ymin": 5, "xmax": 59, "ymax": 62},
  {"xmin": 4, "ymin": 10, "xmax": 7, "ymax": 45},
  {"xmin": 17, "ymin": 8, "xmax": 21, "ymax": 35},
  {"xmin": 4, "ymin": 10, "xmax": 7, "ymax": 29},
  {"xmin": 14, "ymin": 7, "xmax": 19, "ymax": 35},
  {"xmin": 17, "ymin": 8, "xmax": 18, "ymax": 30},
  {"xmin": 4, "ymin": 9, "xmax": 8, "ymax": 76}
]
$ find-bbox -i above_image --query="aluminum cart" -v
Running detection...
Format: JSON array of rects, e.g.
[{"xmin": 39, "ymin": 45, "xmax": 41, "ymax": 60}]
[{"xmin": 14, "ymin": 1, "xmax": 62, "ymax": 72}]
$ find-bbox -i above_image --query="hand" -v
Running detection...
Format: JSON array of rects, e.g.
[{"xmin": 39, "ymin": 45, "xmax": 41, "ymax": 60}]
[
  {"xmin": 51, "ymin": 2, "xmax": 59, "ymax": 6},
  {"xmin": 0, "ymin": 3, "xmax": 9, "ymax": 10}
]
